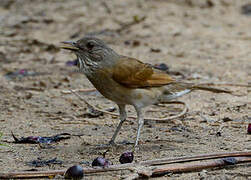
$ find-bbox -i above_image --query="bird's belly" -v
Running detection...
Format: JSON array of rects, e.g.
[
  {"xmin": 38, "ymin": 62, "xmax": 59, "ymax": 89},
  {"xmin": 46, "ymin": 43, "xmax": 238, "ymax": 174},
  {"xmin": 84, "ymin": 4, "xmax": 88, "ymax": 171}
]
[{"xmin": 130, "ymin": 88, "xmax": 164, "ymax": 108}]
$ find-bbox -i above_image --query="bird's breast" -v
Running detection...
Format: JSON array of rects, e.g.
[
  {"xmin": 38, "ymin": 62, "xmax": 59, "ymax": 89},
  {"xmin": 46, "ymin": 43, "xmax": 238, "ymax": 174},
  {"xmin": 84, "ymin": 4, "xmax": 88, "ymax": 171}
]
[
  {"xmin": 85, "ymin": 71, "xmax": 163, "ymax": 107},
  {"xmin": 85, "ymin": 71, "xmax": 134, "ymax": 104}
]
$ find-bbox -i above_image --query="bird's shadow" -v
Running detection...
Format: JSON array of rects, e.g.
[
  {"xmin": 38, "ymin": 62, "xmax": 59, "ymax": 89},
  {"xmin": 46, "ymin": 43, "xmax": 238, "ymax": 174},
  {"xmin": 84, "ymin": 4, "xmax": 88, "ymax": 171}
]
[{"xmin": 78, "ymin": 139, "xmax": 176, "ymax": 156}]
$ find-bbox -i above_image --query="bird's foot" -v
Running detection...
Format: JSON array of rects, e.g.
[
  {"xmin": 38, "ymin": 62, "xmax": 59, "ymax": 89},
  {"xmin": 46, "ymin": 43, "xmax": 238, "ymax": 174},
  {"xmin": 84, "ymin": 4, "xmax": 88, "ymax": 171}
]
[
  {"xmin": 108, "ymin": 140, "xmax": 116, "ymax": 146},
  {"xmin": 95, "ymin": 144, "xmax": 111, "ymax": 149},
  {"xmin": 95, "ymin": 141, "xmax": 117, "ymax": 149},
  {"xmin": 118, "ymin": 140, "xmax": 134, "ymax": 145},
  {"xmin": 132, "ymin": 145, "xmax": 139, "ymax": 152}
]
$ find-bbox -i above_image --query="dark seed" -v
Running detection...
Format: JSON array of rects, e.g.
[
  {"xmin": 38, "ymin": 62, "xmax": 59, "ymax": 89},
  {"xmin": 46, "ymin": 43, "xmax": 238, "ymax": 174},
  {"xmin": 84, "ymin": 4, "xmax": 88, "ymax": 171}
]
[
  {"xmin": 132, "ymin": 40, "xmax": 140, "ymax": 47},
  {"xmin": 216, "ymin": 132, "xmax": 221, "ymax": 136},
  {"xmin": 247, "ymin": 123, "xmax": 251, "ymax": 134},
  {"xmin": 119, "ymin": 151, "xmax": 134, "ymax": 164},
  {"xmin": 154, "ymin": 63, "xmax": 169, "ymax": 71},
  {"xmin": 241, "ymin": 4, "xmax": 251, "ymax": 15},
  {"xmin": 150, "ymin": 48, "xmax": 161, "ymax": 53},
  {"xmin": 92, "ymin": 157, "xmax": 111, "ymax": 167},
  {"xmin": 64, "ymin": 165, "xmax": 84, "ymax": 180}
]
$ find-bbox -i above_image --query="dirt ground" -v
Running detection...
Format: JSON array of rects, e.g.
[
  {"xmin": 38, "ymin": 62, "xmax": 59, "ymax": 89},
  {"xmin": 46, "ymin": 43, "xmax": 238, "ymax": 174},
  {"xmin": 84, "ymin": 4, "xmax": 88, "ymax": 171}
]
[{"xmin": 0, "ymin": 0, "xmax": 250, "ymax": 179}]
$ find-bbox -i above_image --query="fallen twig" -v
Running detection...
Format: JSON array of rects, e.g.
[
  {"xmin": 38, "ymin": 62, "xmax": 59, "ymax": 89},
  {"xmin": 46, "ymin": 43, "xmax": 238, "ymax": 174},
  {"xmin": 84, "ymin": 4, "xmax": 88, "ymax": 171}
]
[
  {"xmin": 84, "ymin": 16, "xmax": 146, "ymax": 37},
  {"xmin": 70, "ymin": 90, "xmax": 188, "ymax": 121},
  {"xmin": 26, "ymin": 158, "xmax": 63, "ymax": 167},
  {"xmin": 11, "ymin": 132, "xmax": 71, "ymax": 144},
  {"xmin": 0, "ymin": 151, "xmax": 250, "ymax": 179},
  {"xmin": 139, "ymin": 151, "xmax": 251, "ymax": 166},
  {"xmin": 115, "ymin": 16, "xmax": 146, "ymax": 33},
  {"xmin": 61, "ymin": 88, "xmax": 96, "ymax": 94},
  {"xmin": 148, "ymin": 156, "xmax": 251, "ymax": 177}
]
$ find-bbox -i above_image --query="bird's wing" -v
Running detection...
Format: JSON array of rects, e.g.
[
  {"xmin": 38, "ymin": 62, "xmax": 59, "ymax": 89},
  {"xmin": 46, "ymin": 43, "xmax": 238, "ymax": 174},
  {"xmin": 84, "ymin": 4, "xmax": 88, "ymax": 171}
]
[{"xmin": 112, "ymin": 57, "xmax": 174, "ymax": 88}]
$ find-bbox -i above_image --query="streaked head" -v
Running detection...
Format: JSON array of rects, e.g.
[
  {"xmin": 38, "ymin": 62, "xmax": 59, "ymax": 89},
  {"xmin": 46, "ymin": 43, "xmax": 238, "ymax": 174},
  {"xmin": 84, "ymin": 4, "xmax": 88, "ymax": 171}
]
[{"xmin": 61, "ymin": 37, "xmax": 119, "ymax": 72}]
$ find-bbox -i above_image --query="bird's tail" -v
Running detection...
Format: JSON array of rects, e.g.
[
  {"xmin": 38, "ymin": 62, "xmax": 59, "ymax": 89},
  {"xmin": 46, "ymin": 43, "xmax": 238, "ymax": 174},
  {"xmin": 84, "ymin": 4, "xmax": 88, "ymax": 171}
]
[{"xmin": 191, "ymin": 84, "xmax": 233, "ymax": 94}]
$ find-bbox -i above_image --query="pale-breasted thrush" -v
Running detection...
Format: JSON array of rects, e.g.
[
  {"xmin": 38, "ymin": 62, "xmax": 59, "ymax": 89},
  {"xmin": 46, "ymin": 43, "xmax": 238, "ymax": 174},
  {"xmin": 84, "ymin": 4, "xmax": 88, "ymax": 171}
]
[{"xmin": 61, "ymin": 37, "xmax": 232, "ymax": 147}]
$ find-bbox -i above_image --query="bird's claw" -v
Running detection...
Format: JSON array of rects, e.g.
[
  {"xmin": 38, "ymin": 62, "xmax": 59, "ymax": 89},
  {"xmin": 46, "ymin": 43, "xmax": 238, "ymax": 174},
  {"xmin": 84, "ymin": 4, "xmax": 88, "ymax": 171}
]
[
  {"xmin": 132, "ymin": 145, "xmax": 139, "ymax": 152},
  {"xmin": 108, "ymin": 140, "xmax": 116, "ymax": 146}
]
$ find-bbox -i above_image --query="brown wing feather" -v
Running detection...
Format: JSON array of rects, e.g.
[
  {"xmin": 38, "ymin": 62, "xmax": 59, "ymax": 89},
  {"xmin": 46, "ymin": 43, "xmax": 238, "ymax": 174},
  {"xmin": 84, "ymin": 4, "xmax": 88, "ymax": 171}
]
[{"xmin": 112, "ymin": 57, "xmax": 174, "ymax": 88}]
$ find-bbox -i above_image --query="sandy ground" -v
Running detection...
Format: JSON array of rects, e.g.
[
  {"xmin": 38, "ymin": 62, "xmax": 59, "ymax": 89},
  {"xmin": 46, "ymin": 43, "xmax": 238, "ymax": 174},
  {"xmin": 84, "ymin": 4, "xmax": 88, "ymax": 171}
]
[{"xmin": 0, "ymin": 0, "xmax": 250, "ymax": 179}]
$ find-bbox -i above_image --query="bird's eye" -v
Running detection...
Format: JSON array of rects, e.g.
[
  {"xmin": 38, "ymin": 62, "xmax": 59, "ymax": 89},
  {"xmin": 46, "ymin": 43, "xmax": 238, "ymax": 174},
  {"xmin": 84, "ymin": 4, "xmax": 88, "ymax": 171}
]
[{"xmin": 86, "ymin": 42, "xmax": 94, "ymax": 50}]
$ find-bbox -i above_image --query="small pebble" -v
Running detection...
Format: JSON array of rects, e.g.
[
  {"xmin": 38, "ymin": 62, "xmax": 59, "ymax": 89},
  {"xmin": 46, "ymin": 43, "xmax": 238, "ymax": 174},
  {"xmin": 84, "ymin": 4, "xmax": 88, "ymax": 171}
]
[{"xmin": 222, "ymin": 117, "xmax": 232, "ymax": 122}]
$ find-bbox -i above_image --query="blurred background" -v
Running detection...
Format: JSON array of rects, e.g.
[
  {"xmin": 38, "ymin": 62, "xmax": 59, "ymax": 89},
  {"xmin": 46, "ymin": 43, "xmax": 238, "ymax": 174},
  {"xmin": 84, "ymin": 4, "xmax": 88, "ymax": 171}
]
[{"xmin": 0, "ymin": 0, "xmax": 250, "ymax": 179}]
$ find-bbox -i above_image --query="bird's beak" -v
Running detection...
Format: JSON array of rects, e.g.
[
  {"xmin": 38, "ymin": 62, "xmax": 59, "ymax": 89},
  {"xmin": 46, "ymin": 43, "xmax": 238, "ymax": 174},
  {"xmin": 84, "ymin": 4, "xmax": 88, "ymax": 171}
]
[{"xmin": 60, "ymin": 41, "xmax": 79, "ymax": 51}]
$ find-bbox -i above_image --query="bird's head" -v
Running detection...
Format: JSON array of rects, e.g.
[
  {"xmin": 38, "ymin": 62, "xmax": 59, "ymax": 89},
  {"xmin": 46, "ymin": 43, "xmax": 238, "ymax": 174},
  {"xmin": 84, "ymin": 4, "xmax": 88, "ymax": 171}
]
[{"xmin": 61, "ymin": 37, "xmax": 119, "ymax": 72}]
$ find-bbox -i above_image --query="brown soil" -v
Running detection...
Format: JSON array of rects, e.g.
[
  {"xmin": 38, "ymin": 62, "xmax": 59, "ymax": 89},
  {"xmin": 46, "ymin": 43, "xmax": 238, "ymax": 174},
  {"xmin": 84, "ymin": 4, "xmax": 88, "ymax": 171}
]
[{"xmin": 0, "ymin": 0, "xmax": 250, "ymax": 179}]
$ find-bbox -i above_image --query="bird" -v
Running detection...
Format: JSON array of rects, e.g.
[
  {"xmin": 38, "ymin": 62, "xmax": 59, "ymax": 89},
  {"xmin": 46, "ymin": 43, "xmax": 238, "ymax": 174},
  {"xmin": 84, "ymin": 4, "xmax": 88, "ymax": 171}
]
[{"xmin": 61, "ymin": 36, "xmax": 232, "ymax": 148}]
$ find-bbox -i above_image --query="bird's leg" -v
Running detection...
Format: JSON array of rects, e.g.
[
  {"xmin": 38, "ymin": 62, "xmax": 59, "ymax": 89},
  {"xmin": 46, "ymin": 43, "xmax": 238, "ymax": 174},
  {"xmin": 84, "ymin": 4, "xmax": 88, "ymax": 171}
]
[
  {"xmin": 109, "ymin": 104, "xmax": 127, "ymax": 145},
  {"xmin": 134, "ymin": 107, "xmax": 144, "ymax": 148}
]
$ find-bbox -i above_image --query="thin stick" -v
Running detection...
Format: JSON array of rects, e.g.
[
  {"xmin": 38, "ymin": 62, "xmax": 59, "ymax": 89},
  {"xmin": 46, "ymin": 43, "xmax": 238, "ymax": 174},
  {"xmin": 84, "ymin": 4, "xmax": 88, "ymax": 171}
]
[
  {"xmin": 0, "ymin": 151, "xmax": 250, "ymax": 179},
  {"xmin": 139, "ymin": 151, "xmax": 251, "ymax": 166},
  {"xmin": 145, "ymin": 101, "xmax": 188, "ymax": 121},
  {"xmin": 61, "ymin": 88, "xmax": 96, "ymax": 94},
  {"xmin": 70, "ymin": 90, "xmax": 188, "ymax": 121},
  {"xmin": 0, "ymin": 170, "xmax": 65, "ymax": 179},
  {"xmin": 85, "ymin": 16, "xmax": 146, "ymax": 37},
  {"xmin": 115, "ymin": 16, "xmax": 146, "ymax": 33},
  {"xmin": 126, "ymin": 157, "xmax": 251, "ymax": 179},
  {"xmin": 151, "ymin": 156, "xmax": 251, "ymax": 176},
  {"xmin": 70, "ymin": 89, "xmax": 120, "ymax": 117}
]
